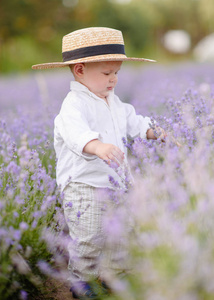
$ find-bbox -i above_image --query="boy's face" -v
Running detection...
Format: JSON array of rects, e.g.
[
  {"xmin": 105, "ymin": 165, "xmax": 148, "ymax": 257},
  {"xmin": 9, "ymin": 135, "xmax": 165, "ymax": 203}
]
[{"xmin": 80, "ymin": 61, "xmax": 122, "ymax": 100}]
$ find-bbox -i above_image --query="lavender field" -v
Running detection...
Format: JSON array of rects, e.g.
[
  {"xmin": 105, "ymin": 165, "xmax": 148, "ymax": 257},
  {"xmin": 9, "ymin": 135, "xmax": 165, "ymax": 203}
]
[{"xmin": 1, "ymin": 62, "xmax": 214, "ymax": 300}]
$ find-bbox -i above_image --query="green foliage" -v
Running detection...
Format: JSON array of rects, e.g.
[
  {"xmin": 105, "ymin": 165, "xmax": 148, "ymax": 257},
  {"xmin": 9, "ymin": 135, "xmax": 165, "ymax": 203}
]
[{"xmin": 1, "ymin": 0, "xmax": 214, "ymax": 73}]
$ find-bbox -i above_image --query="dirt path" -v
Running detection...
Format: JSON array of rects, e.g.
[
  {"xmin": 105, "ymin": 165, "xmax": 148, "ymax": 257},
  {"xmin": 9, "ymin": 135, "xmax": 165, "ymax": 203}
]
[
  {"xmin": 45, "ymin": 279, "xmax": 73, "ymax": 300},
  {"xmin": 32, "ymin": 279, "xmax": 73, "ymax": 300}
]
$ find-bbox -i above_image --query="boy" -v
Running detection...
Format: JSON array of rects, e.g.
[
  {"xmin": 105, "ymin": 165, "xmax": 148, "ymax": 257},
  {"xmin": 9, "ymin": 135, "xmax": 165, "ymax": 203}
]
[{"xmin": 32, "ymin": 27, "xmax": 166, "ymax": 299}]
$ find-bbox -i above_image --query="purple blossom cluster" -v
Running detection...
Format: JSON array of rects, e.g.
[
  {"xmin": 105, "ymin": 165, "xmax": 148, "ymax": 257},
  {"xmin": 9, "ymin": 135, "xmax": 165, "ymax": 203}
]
[
  {"xmin": 1, "ymin": 62, "xmax": 214, "ymax": 299},
  {"xmin": 104, "ymin": 64, "xmax": 214, "ymax": 299},
  {"xmin": 0, "ymin": 118, "xmax": 67, "ymax": 298}
]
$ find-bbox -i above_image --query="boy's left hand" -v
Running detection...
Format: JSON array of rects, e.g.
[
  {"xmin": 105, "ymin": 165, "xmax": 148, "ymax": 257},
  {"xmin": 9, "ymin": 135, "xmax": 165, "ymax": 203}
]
[
  {"xmin": 155, "ymin": 126, "xmax": 167, "ymax": 141},
  {"xmin": 147, "ymin": 126, "xmax": 182, "ymax": 147},
  {"xmin": 147, "ymin": 126, "xmax": 167, "ymax": 141}
]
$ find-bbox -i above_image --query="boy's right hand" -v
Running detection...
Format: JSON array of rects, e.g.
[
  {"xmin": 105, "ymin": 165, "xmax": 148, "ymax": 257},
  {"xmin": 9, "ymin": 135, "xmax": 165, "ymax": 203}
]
[
  {"xmin": 83, "ymin": 139, "xmax": 124, "ymax": 166},
  {"xmin": 95, "ymin": 142, "xmax": 124, "ymax": 165}
]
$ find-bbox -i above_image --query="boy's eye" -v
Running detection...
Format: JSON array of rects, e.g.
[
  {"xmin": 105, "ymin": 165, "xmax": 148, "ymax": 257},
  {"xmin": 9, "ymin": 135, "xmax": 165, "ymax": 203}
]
[
  {"xmin": 103, "ymin": 71, "xmax": 118, "ymax": 75},
  {"xmin": 103, "ymin": 70, "xmax": 119, "ymax": 75}
]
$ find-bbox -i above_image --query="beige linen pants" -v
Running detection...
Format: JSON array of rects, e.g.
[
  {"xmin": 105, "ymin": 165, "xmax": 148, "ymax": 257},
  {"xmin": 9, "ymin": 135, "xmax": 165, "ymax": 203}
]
[{"xmin": 63, "ymin": 182, "xmax": 129, "ymax": 283}]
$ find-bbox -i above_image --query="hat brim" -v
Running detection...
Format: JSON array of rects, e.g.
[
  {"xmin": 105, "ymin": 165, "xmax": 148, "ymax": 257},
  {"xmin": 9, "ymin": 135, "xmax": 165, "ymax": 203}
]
[{"xmin": 32, "ymin": 54, "xmax": 156, "ymax": 69}]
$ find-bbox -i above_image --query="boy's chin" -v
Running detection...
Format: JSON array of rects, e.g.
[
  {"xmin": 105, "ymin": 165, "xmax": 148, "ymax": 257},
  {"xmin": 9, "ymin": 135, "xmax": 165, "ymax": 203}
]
[{"xmin": 96, "ymin": 91, "xmax": 110, "ymax": 99}]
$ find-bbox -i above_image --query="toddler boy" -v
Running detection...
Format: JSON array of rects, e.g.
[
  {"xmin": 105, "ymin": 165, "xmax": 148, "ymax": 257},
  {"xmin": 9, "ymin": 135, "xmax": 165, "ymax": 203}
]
[{"xmin": 32, "ymin": 27, "xmax": 165, "ymax": 299}]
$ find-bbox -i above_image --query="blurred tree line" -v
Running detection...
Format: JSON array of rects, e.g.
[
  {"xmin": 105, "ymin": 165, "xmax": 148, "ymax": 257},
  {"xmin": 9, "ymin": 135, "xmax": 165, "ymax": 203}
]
[{"xmin": 0, "ymin": 0, "xmax": 214, "ymax": 73}]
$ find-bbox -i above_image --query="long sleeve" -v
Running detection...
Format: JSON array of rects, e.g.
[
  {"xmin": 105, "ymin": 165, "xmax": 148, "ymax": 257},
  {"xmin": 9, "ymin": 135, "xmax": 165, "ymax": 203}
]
[
  {"xmin": 123, "ymin": 102, "xmax": 152, "ymax": 139},
  {"xmin": 54, "ymin": 93, "xmax": 100, "ymax": 160}
]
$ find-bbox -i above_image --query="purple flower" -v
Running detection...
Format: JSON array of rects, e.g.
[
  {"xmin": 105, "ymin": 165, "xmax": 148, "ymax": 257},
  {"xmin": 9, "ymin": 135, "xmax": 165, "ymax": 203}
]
[
  {"xmin": 13, "ymin": 229, "xmax": 21, "ymax": 241},
  {"xmin": 108, "ymin": 175, "xmax": 120, "ymax": 188},
  {"xmin": 31, "ymin": 220, "xmax": 37, "ymax": 228},
  {"xmin": 19, "ymin": 222, "xmax": 29, "ymax": 231},
  {"xmin": 0, "ymin": 228, "xmax": 7, "ymax": 238},
  {"xmin": 20, "ymin": 290, "xmax": 28, "ymax": 300},
  {"xmin": 13, "ymin": 211, "xmax": 19, "ymax": 218},
  {"xmin": 6, "ymin": 160, "xmax": 20, "ymax": 175},
  {"xmin": 15, "ymin": 196, "xmax": 25, "ymax": 205},
  {"xmin": 37, "ymin": 260, "xmax": 52, "ymax": 275},
  {"xmin": 103, "ymin": 212, "xmax": 124, "ymax": 241},
  {"xmin": 65, "ymin": 201, "xmax": 73, "ymax": 208}
]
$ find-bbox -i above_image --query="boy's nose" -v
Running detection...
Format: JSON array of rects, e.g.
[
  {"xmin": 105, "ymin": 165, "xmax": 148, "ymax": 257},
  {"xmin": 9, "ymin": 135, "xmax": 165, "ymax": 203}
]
[{"xmin": 110, "ymin": 74, "xmax": 117, "ymax": 82}]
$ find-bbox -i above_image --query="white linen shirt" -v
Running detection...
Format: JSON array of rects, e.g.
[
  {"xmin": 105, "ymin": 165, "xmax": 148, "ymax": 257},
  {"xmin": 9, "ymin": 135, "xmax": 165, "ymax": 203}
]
[{"xmin": 54, "ymin": 81, "xmax": 151, "ymax": 191}]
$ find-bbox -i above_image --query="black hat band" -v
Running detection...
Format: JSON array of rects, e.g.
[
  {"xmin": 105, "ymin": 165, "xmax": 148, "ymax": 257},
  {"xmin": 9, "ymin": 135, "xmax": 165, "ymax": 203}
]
[{"xmin": 62, "ymin": 44, "xmax": 125, "ymax": 62}]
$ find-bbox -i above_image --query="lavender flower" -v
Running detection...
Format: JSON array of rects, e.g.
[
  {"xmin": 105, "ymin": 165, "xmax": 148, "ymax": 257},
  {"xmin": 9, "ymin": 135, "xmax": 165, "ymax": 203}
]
[
  {"xmin": 108, "ymin": 175, "xmax": 120, "ymax": 188},
  {"xmin": 1, "ymin": 63, "xmax": 214, "ymax": 299},
  {"xmin": 20, "ymin": 290, "xmax": 28, "ymax": 300},
  {"xmin": 65, "ymin": 201, "xmax": 73, "ymax": 208},
  {"xmin": 19, "ymin": 222, "xmax": 29, "ymax": 231}
]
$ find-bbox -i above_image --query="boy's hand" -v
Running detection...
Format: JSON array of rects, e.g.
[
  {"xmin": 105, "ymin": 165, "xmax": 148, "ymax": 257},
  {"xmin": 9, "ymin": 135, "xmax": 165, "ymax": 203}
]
[
  {"xmin": 147, "ymin": 127, "xmax": 182, "ymax": 147},
  {"xmin": 147, "ymin": 127, "xmax": 167, "ymax": 141},
  {"xmin": 156, "ymin": 127, "xmax": 167, "ymax": 141},
  {"xmin": 95, "ymin": 143, "xmax": 124, "ymax": 165},
  {"xmin": 83, "ymin": 139, "xmax": 124, "ymax": 165}
]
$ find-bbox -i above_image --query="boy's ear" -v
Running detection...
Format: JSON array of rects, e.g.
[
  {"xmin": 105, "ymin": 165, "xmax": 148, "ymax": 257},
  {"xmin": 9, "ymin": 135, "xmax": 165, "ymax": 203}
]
[{"xmin": 73, "ymin": 63, "xmax": 85, "ymax": 78}]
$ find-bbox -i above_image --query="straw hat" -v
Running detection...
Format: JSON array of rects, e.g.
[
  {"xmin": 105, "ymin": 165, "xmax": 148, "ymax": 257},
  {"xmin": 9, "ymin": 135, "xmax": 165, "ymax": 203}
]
[{"xmin": 32, "ymin": 27, "xmax": 156, "ymax": 69}]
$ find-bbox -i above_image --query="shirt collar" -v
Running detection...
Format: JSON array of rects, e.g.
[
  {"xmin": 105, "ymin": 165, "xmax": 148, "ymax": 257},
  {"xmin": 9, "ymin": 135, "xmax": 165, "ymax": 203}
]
[{"xmin": 70, "ymin": 81, "xmax": 114, "ymax": 103}]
